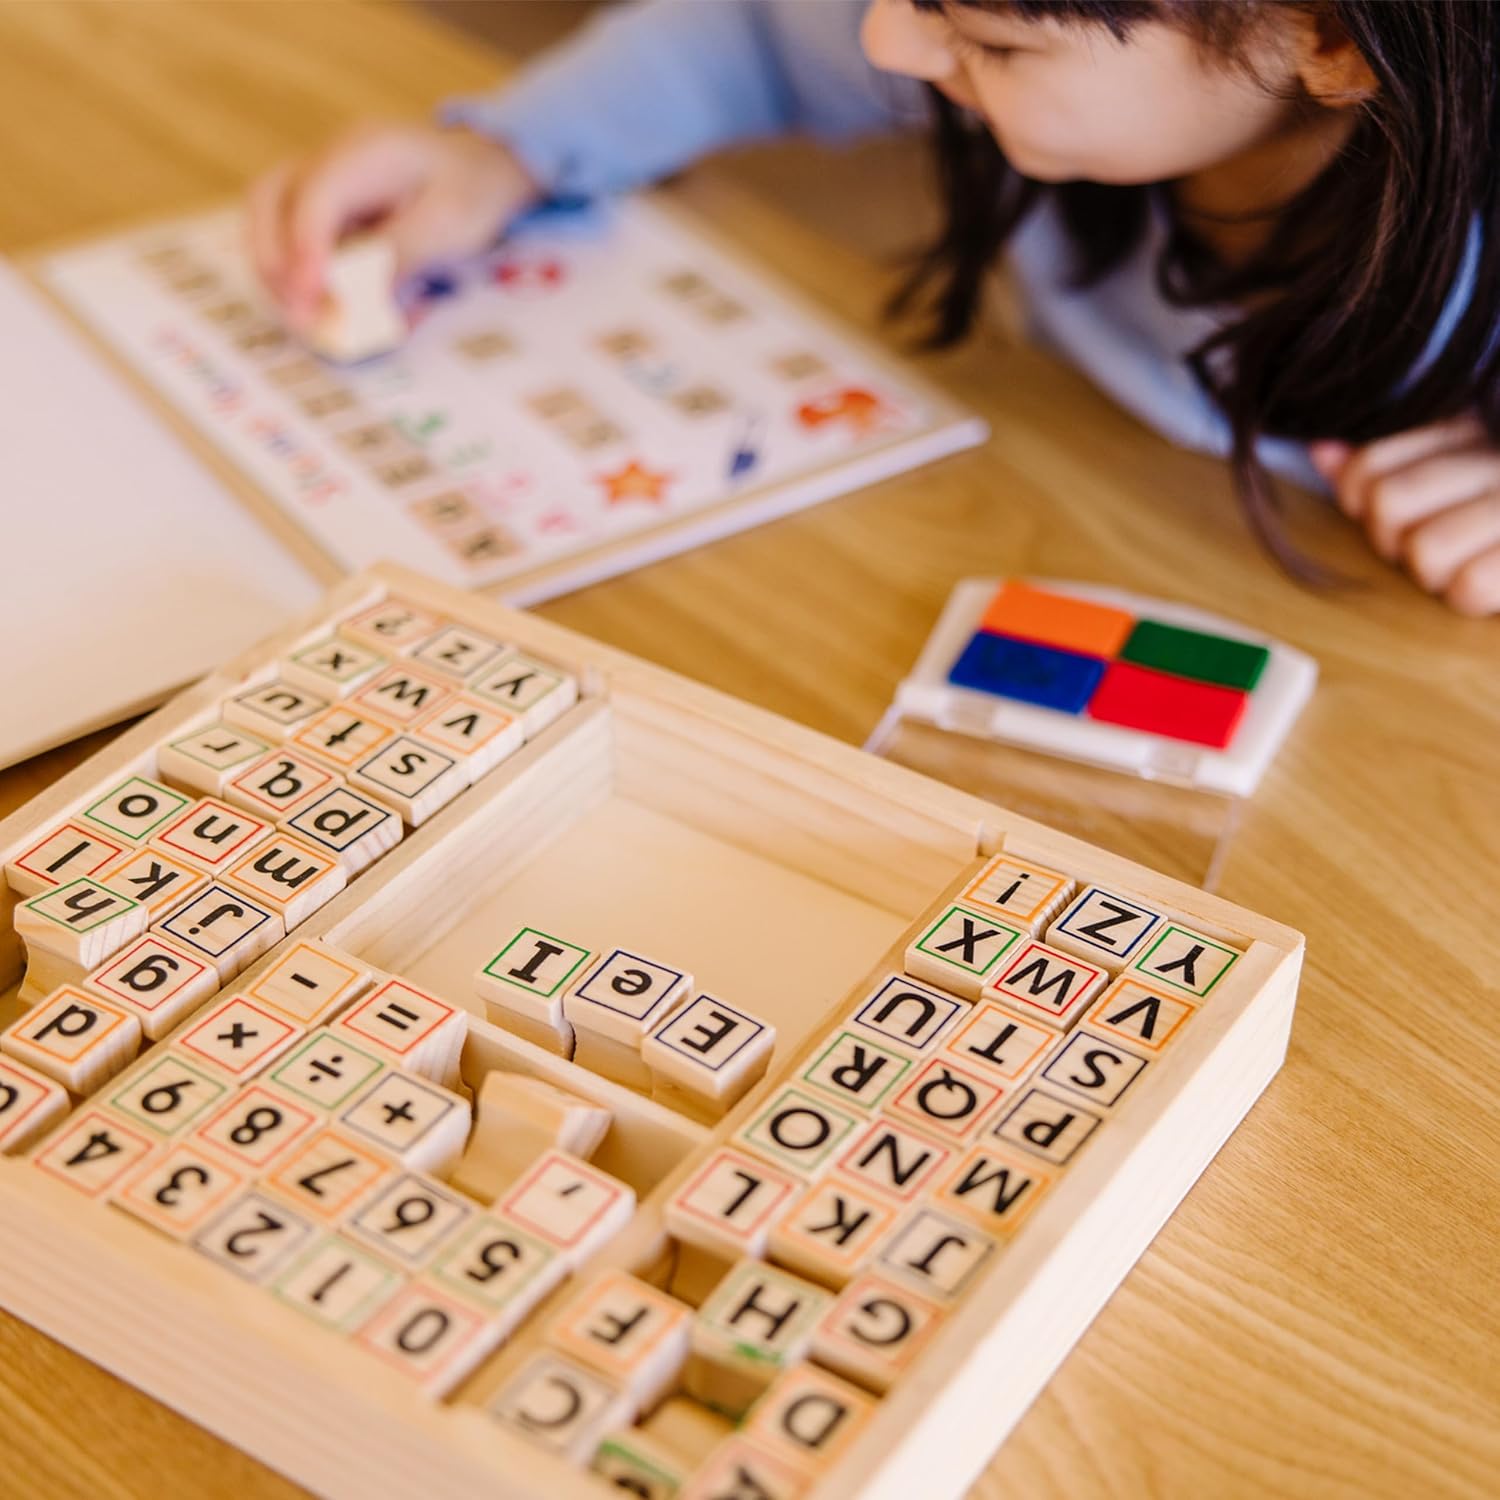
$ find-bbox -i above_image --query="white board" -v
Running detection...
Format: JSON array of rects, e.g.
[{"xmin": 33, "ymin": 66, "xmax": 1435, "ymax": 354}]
[
  {"xmin": 0, "ymin": 259, "xmax": 319, "ymax": 770},
  {"xmin": 39, "ymin": 199, "xmax": 986, "ymax": 601}
]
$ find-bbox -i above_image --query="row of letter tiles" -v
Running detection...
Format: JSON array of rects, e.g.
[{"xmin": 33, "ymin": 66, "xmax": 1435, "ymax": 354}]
[
  {"xmin": 908, "ymin": 854, "xmax": 1241, "ymax": 1008},
  {"xmin": 485, "ymin": 1262, "xmax": 889, "ymax": 1487},
  {"xmin": 475, "ymin": 926, "xmax": 777, "ymax": 1118},
  {"xmin": 5, "ymin": 592, "xmax": 578, "ymax": 910},
  {"xmin": 4, "ymin": 600, "xmax": 582, "ymax": 1096},
  {"xmin": 665, "ymin": 867, "xmax": 1231, "ymax": 1307}
]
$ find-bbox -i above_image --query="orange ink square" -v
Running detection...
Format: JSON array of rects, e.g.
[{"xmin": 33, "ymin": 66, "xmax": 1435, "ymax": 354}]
[{"xmin": 980, "ymin": 580, "xmax": 1134, "ymax": 659}]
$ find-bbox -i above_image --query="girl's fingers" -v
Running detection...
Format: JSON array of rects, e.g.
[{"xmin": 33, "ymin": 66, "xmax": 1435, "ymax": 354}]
[
  {"xmin": 1307, "ymin": 439, "xmax": 1351, "ymax": 483},
  {"xmin": 1361, "ymin": 447, "xmax": 1500, "ymax": 560},
  {"xmin": 1325, "ymin": 413, "xmax": 1487, "ymax": 519},
  {"xmin": 281, "ymin": 130, "xmax": 422, "ymax": 324},
  {"xmin": 245, "ymin": 162, "xmax": 294, "ymax": 301},
  {"xmin": 1402, "ymin": 492, "xmax": 1500, "ymax": 593},
  {"xmin": 1445, "ymin": 541, "xmax": 1500, "ymax": 617},
  {"xmin": 282, "ymin": 162, "xmax": 357, "ymax": 326},
  {"xmin": 378, "ymin": 188, "xmax": 459, "ymax": 281}
]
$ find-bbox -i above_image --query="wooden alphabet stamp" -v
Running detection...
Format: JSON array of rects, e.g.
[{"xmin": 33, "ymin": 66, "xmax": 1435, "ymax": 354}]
[
  {"xmin": 284, "ymin": 785, "xmax": 404, "ymax": 874},
  {"xmin": 989, "ymin": 1084, "xmax": 1105, "ymax": 1168},
  {"xmin": 981, "ymin": 940, "xmax": 1108, "ymax": 1031},
  {"xmin": 686, "ymin": 1259, "xmax": 831, "ymax": 1417},
  {"xmin": 6, "ymin": 821, "xmax": 127, "ymax": 898},
  {"xmin": 157, "ymin": 882, "xmax": 284, "ymax": 981},
  {"xmin": 904, "ymin": 904, "xmax": 1023, "ymax": 999},
  {"xmin": 958, "ymin": 853, "xmax": 1075, "ymax": 934},
  {"xmin": 1047, "ymin": 885, "xmax": 1166, "ymax": 972},
  {"xmin": 665, "ymin": 1145, "xmax": 803, "ymax": 1264},
  {"xmin": 156, "ymin": 797, "xmax": 272, "ymax": 875},
  {"xmin": 476, "ymin": 927, "xmax": 593, "ymax": 1056},
  {"xmin": 486, "ymin": 1352, "xmax": 636, "ymax": 1464},
  {"xmin": 810, "ymin": 1271, "xmax": 944, "ymax": 1394},
  {"xmin": 223, "ymin": 748, "xmax": 342, "ymax": 823},
  {"xmin": 933, "ymin": 1142, "xmax": 1056, "ymax": 1237},
  {"xmin": 83, "ymin": 933, "xmax": 218, "ymax": 1039},
  {"xmin": 157, "ymin": 723, "xmax": 272, "ymax": 797},
  {"xmin": 643, "ymin": 993, "xmax": 775, "ymax": 1122},
  {"xmin": 833, "ymin": 1117, "xmax": 952, "ymax": 1205},
  {"xmin": 735, "ymin": 1086, "xmax": 862, "ymax": 1179},
  {"xmin": 16, "ymin": 878, "xmax": 147, "ymax": 969},
  {"xmin": 495, "ymin": 1150, "xmax": 635, "ymax": 1269},
  {"xmin": 741, "ymin": 1364, "xmax": 876, "ymax": 1475},
  {"xmin": 767, "ymin": 1178, "xmax": 899, "ymax": 1290},
  {"xmin": 799, "ymin": 1029, "xmax": 912, "ymax": 1114},
  {"xmin": 1037, "ymin": 1028, "xmax": 1151, "ymax": 1110},
  {"xmin": 845, "ymin": 975, "xmax": 963, "ymax": 1058},
  {"xmin": 81, "ymin": 776, "xmax": 191, "ymax": 847},
  {"xmin": 563, "ymin": 947, "xmax": 691, "ymax": 1089},
  {"xmin": 1, "ymin": 985, "xmax": 141, "ymax": 1095},
  {"xmin": 97, "ymin": 844, "xmax": 209, "ymax": 922},
  {"xmin": 223, "ymin": 679, "xmax": 331, "ymax": 742},
  {"xmin": 1128, "ymin": 922, "xmax": 1241, "ymax": 998},
  {"xmin": 874, "ymin": 1205, "xmax": 996, "ymax": 1301},
  {"xmin": 0, "ymin": 1056, "xmax": 70, "ymax": 1154},
  {"xmin": 546, "ymin": 1269, "xmax": 694, "ymax": 1411},
  {"xmin": 1083, "ymin": 975, "xmax": 1199, "ymax": 1053},
  {"xmin": 107, "ymin": 1051, "xmax": 228, "ymax": 1140}
]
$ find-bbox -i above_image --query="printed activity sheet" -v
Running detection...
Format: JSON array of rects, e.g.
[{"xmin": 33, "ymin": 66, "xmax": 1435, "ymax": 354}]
[{"xmin": 42, "ymin": 199, "xmax": 986, "ymax": 599}]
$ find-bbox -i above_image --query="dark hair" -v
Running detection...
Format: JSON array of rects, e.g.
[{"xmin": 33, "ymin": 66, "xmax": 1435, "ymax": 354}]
[{"xmin": 897, "ymin": 1, "xmax": 1500, "ymax": 577}]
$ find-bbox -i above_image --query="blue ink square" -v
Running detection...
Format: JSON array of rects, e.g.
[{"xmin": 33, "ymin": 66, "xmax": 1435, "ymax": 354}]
[{"xmin": 948, "ymin": 632, "xmax": 1104, "ymax": 713}]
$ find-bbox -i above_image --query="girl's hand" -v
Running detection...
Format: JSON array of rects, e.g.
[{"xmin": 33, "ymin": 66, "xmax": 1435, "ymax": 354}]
[
  {"xmin": 246, "ymin": 121, "xmax": 539, "ymax": 332},
  {"xmin": 1310, "ymin": 416, "xmax": 1500, "ymax": 616}
]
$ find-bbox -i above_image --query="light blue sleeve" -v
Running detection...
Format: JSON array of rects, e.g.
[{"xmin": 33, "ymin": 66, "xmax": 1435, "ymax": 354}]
[{"xmin": 442, "ymin": 0, "xmax": 924, "ymax": 198}]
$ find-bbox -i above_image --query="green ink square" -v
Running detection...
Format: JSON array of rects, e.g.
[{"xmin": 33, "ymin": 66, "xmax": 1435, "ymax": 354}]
[
  {"xmin": 1132, "ymin": 924, "xmax": 1239, "ymax": 997},
  {"xmin": 1121, "ymin": 619, "xmax": 1270, "ymax": 691},
  {"xmin": 913, "ymin": 904, "xmax": 1023, "ymax": 979},
  {"xmin": 482, "ymin": 927, "xmax": 590, "ymax": 999}
]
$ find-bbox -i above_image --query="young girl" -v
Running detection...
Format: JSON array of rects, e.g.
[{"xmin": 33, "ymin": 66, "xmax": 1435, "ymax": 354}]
[{"xmin": 248, "ymin": 0, "xmax": 1500, "ymax": 615}]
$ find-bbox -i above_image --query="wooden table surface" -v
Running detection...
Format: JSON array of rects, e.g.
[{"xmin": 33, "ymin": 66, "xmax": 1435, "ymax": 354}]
[{"xmin": 2, "ymin": 4, "xmax": 1496, "ymax": 1497}]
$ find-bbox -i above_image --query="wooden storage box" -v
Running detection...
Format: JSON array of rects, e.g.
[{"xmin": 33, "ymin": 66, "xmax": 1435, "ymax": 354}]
[{"xmin": 0, "ymin": 565, "xmax": 1303, "ymax": 1500}]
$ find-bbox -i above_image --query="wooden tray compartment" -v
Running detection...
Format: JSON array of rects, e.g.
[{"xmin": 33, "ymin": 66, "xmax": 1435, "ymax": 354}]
[{"xmin": 0, "ymin": 565, "xmax": 1304, "ymax": 1500}]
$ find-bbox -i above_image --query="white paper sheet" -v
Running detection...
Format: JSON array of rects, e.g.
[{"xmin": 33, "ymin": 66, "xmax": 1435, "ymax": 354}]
[{"xmin": 0, "ymin": 258, "xmax": 319, "ymax": 769}]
